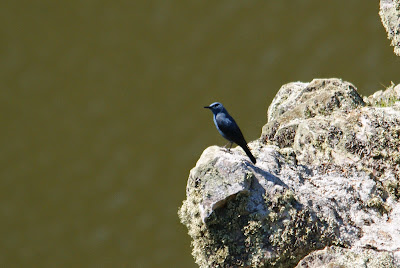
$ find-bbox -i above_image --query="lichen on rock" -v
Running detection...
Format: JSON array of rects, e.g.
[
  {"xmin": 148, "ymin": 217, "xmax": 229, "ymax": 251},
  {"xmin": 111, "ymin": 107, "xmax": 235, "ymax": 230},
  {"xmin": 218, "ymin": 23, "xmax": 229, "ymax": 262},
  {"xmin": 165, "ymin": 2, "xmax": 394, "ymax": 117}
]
[{"xmin": 179, "ymin": 78, "xmax": 400, "ymax": 267}]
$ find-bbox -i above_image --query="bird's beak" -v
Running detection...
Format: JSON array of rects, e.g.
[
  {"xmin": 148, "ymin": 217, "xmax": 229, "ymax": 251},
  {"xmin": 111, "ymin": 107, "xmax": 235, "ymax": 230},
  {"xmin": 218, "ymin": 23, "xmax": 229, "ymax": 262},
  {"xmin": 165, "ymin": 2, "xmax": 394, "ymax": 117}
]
[{"xmin": 204, "ymin": 106, "xmax": 211, "ymax": 109}]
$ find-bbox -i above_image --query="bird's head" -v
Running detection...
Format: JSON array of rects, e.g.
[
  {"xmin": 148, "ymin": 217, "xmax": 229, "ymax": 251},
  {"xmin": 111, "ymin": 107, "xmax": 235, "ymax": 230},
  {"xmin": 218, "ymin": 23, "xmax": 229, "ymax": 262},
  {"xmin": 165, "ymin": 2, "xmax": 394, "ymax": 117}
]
[{"xmin": 204, "ymin": 102, "xmax": 225, "ymax": 114}]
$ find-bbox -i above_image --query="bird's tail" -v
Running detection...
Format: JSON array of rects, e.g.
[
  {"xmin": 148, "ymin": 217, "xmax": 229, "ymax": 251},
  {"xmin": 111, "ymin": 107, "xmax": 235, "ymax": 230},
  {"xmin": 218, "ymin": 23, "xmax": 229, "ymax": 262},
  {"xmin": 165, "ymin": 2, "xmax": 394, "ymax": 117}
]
[{"xmin": 240, "ymin": 144, "xmax": 256, "ymax": 164}]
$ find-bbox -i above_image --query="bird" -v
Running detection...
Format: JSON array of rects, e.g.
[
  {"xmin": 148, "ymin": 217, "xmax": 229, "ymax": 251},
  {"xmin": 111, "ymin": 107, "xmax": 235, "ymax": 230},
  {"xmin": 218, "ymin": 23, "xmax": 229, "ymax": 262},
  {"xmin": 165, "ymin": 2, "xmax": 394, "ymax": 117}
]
[{"xmin": 204, "ymin": 102, "xmax": 256, "ymax": 164}]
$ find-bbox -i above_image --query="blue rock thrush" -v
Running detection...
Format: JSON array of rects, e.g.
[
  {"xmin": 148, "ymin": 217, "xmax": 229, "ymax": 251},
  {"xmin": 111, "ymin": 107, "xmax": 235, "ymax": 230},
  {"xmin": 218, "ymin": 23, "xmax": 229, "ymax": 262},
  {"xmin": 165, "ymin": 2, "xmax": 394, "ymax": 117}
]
[{"xmin": 204, "ymin": 102, "xmax": 256, "ymax": 164}]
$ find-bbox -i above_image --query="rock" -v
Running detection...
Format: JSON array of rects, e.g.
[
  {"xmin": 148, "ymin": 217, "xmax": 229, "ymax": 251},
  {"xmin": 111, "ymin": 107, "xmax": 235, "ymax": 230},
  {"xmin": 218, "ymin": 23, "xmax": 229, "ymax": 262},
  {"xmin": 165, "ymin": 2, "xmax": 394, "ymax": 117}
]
[
  {"xmin": 296, "ymin": 246, "xmax": 398, "ymax": 268},
  {"xmin": 379, "ymin": 0, "xmax": 400, "ymax": 56},
  {"xmin": 262, "ymin": 78, "xmax": 366, "ymax": 166},
  {"xmin": 178, "ymin": 79, "xmax": 400, "ymax": 267}
]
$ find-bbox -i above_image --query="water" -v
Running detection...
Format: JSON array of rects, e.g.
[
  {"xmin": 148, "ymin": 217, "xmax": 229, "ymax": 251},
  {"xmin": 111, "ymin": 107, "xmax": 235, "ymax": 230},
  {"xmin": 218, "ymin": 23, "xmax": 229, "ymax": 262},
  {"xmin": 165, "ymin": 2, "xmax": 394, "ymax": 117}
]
[{"xmin": 0, "ymin": 1, "xmax": 399, "ymax": 267}]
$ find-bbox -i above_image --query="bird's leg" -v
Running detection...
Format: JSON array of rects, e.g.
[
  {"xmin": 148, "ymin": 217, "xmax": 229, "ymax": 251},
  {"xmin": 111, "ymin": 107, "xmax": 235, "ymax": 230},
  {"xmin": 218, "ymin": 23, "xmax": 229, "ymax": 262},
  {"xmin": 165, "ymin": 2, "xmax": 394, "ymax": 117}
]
[{"xmin": 224, "ymin": 141, "xmax": 233, "ymax": 152}]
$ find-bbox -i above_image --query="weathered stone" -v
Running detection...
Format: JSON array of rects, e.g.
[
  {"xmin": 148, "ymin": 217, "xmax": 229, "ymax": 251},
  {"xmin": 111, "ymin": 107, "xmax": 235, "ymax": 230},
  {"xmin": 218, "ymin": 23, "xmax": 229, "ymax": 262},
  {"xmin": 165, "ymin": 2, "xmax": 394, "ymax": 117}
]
[
  {"xmin": 178, "ymin": 79, "xmax": 400, "ymax": 267},
  {"xmin": 296, "ymin": 246, "xmax": 398, "ymax": 268},
  {"xmin": 379, "ymin": 0, "xmax": 400, "ymax": 56}
]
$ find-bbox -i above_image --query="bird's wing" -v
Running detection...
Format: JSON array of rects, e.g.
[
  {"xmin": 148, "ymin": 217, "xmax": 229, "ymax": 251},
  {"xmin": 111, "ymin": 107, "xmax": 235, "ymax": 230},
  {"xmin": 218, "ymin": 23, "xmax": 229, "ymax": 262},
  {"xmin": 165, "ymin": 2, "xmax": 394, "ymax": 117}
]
[{"xmin": 215, "ymin": 113, "xmax": 246, "ymax": 144}]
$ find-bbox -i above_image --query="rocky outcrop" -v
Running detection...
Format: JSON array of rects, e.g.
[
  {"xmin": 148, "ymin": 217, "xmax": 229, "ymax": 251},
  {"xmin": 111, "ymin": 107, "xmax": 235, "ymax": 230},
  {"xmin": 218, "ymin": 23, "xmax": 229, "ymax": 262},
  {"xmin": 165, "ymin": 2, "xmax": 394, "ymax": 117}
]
[
  {"xmin": 380, "ymin": 0, "xmax": 400, "ymax": 56},
  {"xmin": 178, "ymin": 79, "xmax": 400, "ymax": 267}
]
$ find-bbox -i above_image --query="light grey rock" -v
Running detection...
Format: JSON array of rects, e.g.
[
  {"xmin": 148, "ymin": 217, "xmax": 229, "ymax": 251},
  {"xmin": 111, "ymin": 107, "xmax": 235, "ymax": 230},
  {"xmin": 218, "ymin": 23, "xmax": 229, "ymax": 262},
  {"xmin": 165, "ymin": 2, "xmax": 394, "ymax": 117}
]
[
  {"xmin": 296, "ymin": 246, "xmax": 398, "ymax": 268},
  {"xmin": 178, "ymin": 79, "xmax": 400, "ymax": 267},
  {"xmin": 379, "ymin": 0, "xmax": 400, "ymax": 56}
]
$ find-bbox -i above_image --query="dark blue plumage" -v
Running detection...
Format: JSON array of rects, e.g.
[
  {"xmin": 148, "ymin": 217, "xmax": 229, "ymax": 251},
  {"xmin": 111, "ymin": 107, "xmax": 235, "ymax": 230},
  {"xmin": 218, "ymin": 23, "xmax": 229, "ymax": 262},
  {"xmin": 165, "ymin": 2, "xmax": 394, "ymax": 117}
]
[{"xmin": 204, "ymin": 102, "xmax": 256, "ymax": 164}]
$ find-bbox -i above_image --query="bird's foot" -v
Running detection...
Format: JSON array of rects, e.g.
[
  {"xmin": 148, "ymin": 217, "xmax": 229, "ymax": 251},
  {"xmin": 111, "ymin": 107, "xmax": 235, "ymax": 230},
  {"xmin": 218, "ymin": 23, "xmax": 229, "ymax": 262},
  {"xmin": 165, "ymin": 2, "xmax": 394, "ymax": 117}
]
[{"xmin": 223, "ymin": 142, "xmax": 233, "ymax": 153}]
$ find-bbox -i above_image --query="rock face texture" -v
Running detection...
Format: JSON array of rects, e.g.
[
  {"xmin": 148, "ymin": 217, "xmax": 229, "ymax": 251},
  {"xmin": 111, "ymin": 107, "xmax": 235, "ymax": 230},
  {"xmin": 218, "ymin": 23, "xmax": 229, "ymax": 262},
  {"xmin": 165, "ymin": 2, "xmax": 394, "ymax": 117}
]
[
  {"xmin": 178, "ymin": 79, "xmax": 400, "ymax": 267},
  {"xmin": 296, "ymin": 246, "xmax": 397, "ymax": 268},
  {"xmin": 380, "ymin": 0, "xmax": 400, "ymax": 56}
]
